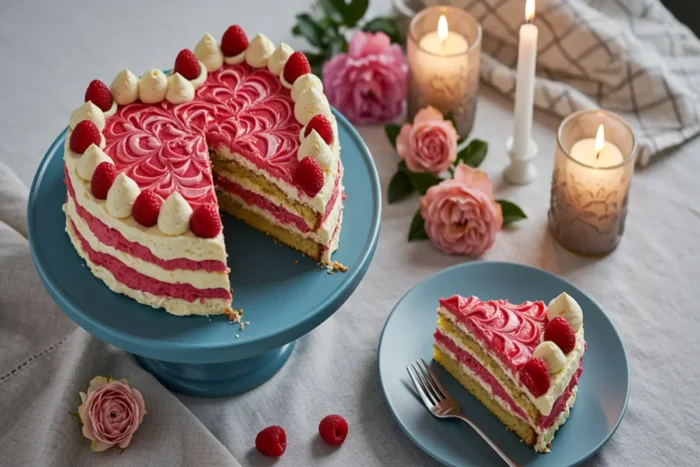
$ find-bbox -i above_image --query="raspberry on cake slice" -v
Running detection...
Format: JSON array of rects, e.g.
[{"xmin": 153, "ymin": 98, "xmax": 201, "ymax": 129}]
[{"xmin": 432, "ymin": 293, "xmax": 585, "ymax": 452}]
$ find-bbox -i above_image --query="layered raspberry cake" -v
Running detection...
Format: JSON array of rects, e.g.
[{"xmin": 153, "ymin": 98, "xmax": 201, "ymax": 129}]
[
  {"xmin": 433, "ymin": 292, "xmax": 585, "ymax": 452},
  {"xmin": 62, "ymin": 25, "xmax": 344, "ymax": 316}
]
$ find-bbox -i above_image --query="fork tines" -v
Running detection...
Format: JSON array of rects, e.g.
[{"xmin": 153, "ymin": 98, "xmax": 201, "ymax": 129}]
[{"xmin": 407, "ymin": 357, "xmax": 448, "ymax": 407}]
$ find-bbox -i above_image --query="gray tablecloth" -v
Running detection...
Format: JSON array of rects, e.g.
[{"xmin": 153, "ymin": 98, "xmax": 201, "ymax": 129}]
[{"xmin": 1, "ymin": 1, "xmax": 700, "ymax": 466}]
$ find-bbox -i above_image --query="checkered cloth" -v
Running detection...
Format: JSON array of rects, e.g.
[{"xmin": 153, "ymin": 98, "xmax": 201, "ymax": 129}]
[{"xmin": 435, "ymin": 0, "xmax": 700, "ymax": 165}]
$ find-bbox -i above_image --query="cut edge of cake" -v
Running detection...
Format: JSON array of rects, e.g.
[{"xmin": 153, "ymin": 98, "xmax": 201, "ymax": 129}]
[{"xmin": 432, "ymin": 293, "xmax": 585, "ymax": 453}]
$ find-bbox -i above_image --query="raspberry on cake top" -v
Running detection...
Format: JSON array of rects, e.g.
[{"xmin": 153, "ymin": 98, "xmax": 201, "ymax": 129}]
[{"xmin": 62, "ymin": 25, "xmax": 344, "ymax": 317}]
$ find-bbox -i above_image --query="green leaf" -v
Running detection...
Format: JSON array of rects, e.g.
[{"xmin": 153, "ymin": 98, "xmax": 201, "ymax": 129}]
[
  {"xmin": 362, "ymin": 17, "xmax": 402, "ymax": 43},
  {"xmin": 318, "ymin": 0, "xmax": 346, "ymax": 24},
  {"xmin": 384, "ymin": 124, "xmax": 401, "ymax": 149},
  {"xmin": 295, "ymin": 14, "xmax": 324, "ymax": 48},
  {"xmin": 292, "ymin": 25, "xmax": 302, "ymax": 36},
  {"xmin": 69, "ymin": 411, "xmax": 81, "ymax": 422},
  {"xmin": 328, "ymin": 34, "xmax": 348, "ymax": 55},
  {"xmin": 457, "ymin": 139, "xmax": 488, "ymax": 168},
  {"xmin": 398, "ymin": 160, "xmax": 408, "ymax": 172},
  {"xmin": 496, "ymin": 199, "xmax": 527, "ymax": 226},
  {"xmin": 302, "ymin": 51, "xmax": 327, "ymax": 67},
  {"xmin": 388, "ymin": 170, "xmax": 414, "ymax": 204},
  {"xmin": 408, "ymin": 209, "xmax": 429, "ymax": 241},
  {"xmin": 345, "ymin": 0, "xmax": 370, "ymax": 26},
  {"xmin": 407, "ymin": 171, "xmax": 442, "ymax": 195}
]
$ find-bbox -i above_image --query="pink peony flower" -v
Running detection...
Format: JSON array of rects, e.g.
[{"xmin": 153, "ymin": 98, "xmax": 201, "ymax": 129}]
[
  {"xmin": 322, "ymin": 31, "xmax": 407, "ymax": 124},
  {"xmin": 77, "ymin": 376, "xmax": 146, "ymax": 452},
  {"xmin": 420, "ymin": 163, "xmax": 503, "ymax": 256},
  {"xmin": 396, "ymin": 106, "xmax": 458, "ymax": 174}
]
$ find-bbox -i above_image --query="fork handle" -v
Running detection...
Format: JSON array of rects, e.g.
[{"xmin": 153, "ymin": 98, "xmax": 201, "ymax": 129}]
[{"xmin": 452, "ymin": 414, "xmax": 519, "ymax": 467}]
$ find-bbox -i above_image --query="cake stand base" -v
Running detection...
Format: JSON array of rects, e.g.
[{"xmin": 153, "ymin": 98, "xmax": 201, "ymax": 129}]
[{"xmin": 134, "ymin": 342, "xmax": 296, "ymax": 397}]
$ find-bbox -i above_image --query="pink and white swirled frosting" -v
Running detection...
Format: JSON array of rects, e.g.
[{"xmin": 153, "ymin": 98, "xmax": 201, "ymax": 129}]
[
  {"xmin": 439, "ymin": 295, "xmax": 548, "ymax": 373},
  {"xmin": 103, "ymin": 64, "xmax": 302, "ymax": 208}
]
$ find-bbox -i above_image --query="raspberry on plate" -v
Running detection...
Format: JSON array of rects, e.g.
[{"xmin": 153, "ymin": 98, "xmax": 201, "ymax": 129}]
[
  {"xmin": 318, "ymin": 414, "xmax": 348, "ymax": 446},
  {"xmin": 255, "ymin": 425, "xmax": 286, "ymax": 457}
]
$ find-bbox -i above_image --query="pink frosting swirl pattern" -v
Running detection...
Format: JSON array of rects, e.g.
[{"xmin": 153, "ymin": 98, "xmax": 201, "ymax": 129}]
[
  {"xmin": 439, "ymin": 295, "xmax": 548, "ymax": 373},
  {"xmin": 103, "ymin": 64, "xmax": 302, "ymax": 208}
]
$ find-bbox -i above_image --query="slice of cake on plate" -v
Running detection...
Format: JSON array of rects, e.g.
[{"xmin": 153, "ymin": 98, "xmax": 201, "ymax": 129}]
[
  {"xmin": 432, "ymin": 293, "xmax": 585, "ymax": 452},
  {"xmin": 62, "ymin": 25, "xmax": 344, "ymax": 317}
]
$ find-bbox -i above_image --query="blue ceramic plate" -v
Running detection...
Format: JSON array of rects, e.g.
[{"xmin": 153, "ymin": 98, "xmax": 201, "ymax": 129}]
[
  {"xmin": 28, "ymin": 109, "xmax": 380, "ymax": 364},
  {"xmin": 378, "ymin": 262, "xmax": 629, "ymax": 467}
]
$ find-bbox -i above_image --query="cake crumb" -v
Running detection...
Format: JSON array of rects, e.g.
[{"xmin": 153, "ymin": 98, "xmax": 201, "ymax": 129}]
[
  {"xmin": 294, "ymin": 260, "xmax": 299, "ymax": 264},
  {"xmin": 331, "ymin": 261, "xmax": 348, "ymax": 272},
  {"xmin": 224, "ymin": 308, "xmax": 243, "ymax": 323},
  {"xmin": 235, "ymin": 334, "xmax": 240, "ymax": 339},
  {"xmin": 239, "ymin": 320, "xmax": 250, "ymax": 331}
]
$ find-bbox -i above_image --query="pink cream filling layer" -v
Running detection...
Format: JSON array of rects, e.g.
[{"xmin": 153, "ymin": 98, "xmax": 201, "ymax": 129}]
[
  {"xmin": 64, "ymin": 166, "xmax": 226, "ymax": 273},
  {"xmin": 434, "ymin": 329, "xmax": 581, "ymax": 430},
  {"xmin": 69, "ymin": 219, "xmax": 231, "ymax": 302}
]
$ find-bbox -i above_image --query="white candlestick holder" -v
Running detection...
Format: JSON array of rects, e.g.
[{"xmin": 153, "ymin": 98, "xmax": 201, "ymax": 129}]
[{"xmin": 504, "ymin": 137, "xmax": 538, "ymax": 185}]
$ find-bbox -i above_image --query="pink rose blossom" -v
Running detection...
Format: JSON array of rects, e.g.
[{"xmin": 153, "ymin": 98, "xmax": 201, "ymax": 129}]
[
  {"xmin": 77, "ymin": 376, "xmax": 146, "ymax": 452},
  {"xmin": 420, "ymin": 163, "xmax": 503, "ymax": 256},
  {"xmin": 396, "ymin": 106, "xmax": 458, "ymax": 173},
  {"xmin": 323, "ymin": 31, "xmax": 407, "ymax": 124}
]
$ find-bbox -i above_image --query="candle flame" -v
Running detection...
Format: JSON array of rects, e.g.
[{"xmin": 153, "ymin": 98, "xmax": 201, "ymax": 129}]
[
  {"xmin": 525, "ymin": 0, "xmax": 535, "ymax": 22},
  {"xmin": 437, "ymin": 15, "xmax": 448, "ymax": 47},
  {"xmin": 595, "ymin": 125, "xmax": 604, "ymax": 160}
]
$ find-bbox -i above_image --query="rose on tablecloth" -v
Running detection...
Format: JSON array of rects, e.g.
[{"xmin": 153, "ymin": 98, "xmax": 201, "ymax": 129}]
[
  {"xmin": 396, "ymin": 106, "xmax": 458, "ymax": 174},
  {"xmin": 322, "ymin": 31, "xmax": 407, "ymax": 125},
  {"xmin": 420, "ymin": 163, "xmax": 503, "ymax": 256},
  {"xmin": 75, "ymin": 376, "xmax": 146, "ymax": 452}
]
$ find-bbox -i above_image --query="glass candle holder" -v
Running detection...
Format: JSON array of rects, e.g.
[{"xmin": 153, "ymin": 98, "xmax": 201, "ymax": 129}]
[
  {"xmin": 548, "ymin": 110, "xmax": 636, "ymax": 256},
  {"xmin": 407, "ymin": 6, "xmax": 482, "ymax": 137}
]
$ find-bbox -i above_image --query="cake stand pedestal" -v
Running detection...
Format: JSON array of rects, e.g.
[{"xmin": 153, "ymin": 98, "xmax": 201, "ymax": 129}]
[{"xmin": 28, "ymin": 109, "xmax": 380, "ymax": 397}]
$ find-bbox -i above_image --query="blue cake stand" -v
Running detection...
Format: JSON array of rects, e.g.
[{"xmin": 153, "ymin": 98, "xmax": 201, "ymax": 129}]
[{"xmin": 28, "ymin": 109, "xmax": 380, "ymax": 397}]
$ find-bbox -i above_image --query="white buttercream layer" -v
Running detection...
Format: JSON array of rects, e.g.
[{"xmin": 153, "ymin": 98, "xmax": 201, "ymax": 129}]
[
  {"xmin": 534, "ymin": 388, "xmax": 577, "ymax": 452},
  {"xmin": 437, "ymin": 306, "xmax": 585, "ymax": 416},
  {"xmin": 65, "ymin": 219, "xmax": 229, "ymax": 316},
  {"xmin": 66, "ymin": 199, "xmax": 228, "ymax": 289}
]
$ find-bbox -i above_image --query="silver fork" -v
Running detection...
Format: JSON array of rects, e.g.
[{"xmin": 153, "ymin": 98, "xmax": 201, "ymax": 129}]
[{"xmin": 407, "ymin": 358, "xmax": 518, "ymax": 467}]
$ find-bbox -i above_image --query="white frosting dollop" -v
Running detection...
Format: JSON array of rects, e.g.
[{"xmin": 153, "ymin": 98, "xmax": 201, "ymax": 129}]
[
  {"xmin": 195, "ymin": 33, "xmax": 224, "ymax": 72},
  {"xmin": 532, "ymin": 341, "xmax": 567, "ymax": 374},
  {"xmin": 268, "ymin": 43, "xmax": 293, "ymax": 76},
  {"xmin": 139, "ymin": 69, "xmax": 168, "ymax": 104},
  {"xmin": 291, "ymin": 74, "xmax": 323, "ymax": 102},
  {"xmin": 294, "ymin": 88, "xmax": 331, "ymax": 126},
  {"xmin": 245, "ymin": 34, "xmax": 275, "ymax": 68},
  {"xmin": 77, "ymin": 144, "xmax": 112, "ymax": 180},
  {"xmin": 298, "ymin": 130, "xmax": 334, "ymax": 170},
  {"xmin": 106, "ymin": 173, "xmax": 140, "ymax": 219},
  {"xmin": 547, "ymin": 293, "xmax": 583, "ymax": 331},
  {"xmin": 110, "ymin": 69, "xmax": 139, "ymax": 105},
  {"xmin": 224, "ymin": 51, "xmax": 246, "ymax": 65},
  {"xmin": 158, "ymin": 192, "xmax": 192, "ymax": 235},
  {"xmin": 69, "ymin": 102, "xmax": 105, "ymax": 131},
  {"xmin": 103, "ymin": 100, "xmax": 118, "ymax": 118},
  {"xmin": 166, "ymin": 73, "xmax": 195, "ymax": 104}
]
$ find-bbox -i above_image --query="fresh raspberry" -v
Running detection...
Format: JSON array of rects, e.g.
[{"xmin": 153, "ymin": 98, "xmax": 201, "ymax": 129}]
[
  {"xmin": 221, "ymin": 25, "xmax": 249, "ymax": 57},
  {"xmin": 304, "ymin": 114, "xmax": 334, "ymax": 145},
  {"xmin": 293, "ymin": 157, "xmax": 324, "ymax": 197},
  {"xmin": 174, "ymin": 49, "xmax": 201, "ymax": 80},
  {"xmin": 318, "ymin": 415, "xmax": 348, "ymax": 446},
  {"xmin": 70, "ymin": 120, "xmax": 102, "ymax": 154},
  {"xmin": 544, "ymin": 317, "xmax": 576, "ymax": 354},
  {"xmin": 84, "ymin": 80, "xmax": 113, "ymax": 111},
  {"xmin": 520, "ymin": 358, "xmax": 551, "ymax": 397},
  {"xmin": 90, "ymin": 162, "xmax": 117, "ymax": 200},
  {"xmin": 255, "ymin": 425, "xmax": 286, "ymax": 457},
  {"xmin": 190, "ymin": 203, "xmax": 222, "ymax": 238},
  {"xmin": 132, "ymin": 189, "xmax": 163, "ymax": 227},
  {"xmin": 283, "ymin": 52, "xmax": 311, "ymax": 84}
]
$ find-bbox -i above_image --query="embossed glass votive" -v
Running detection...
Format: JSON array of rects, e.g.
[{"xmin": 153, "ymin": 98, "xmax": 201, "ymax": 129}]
[
  {"xmin": 549, "ymin": 110, "xmax": 636, "ymax": 255},
  {"xmin": 407, "ymin": 6, "xmax": 482, "ymax": 137}
]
